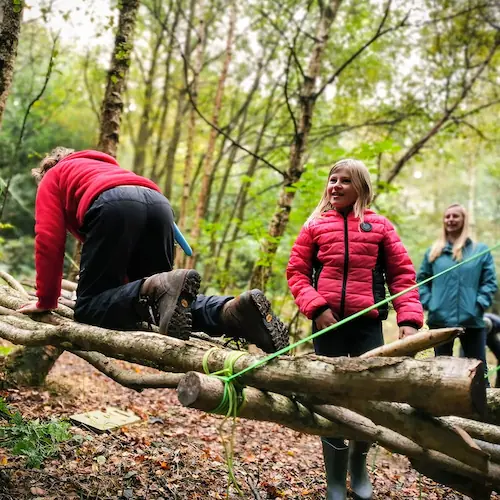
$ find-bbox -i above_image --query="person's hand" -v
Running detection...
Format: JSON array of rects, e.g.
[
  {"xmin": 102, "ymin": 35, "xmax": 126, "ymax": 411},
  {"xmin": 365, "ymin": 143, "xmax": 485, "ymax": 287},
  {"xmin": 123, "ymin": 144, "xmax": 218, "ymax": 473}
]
[
  {"xmin": 17, "ymin": 302, "xmax": 51, "ymax": 315},
  {"xmin": 399, "ymin": 325, "xmax": 418, "ymax": 339},
  {"xmin": 315, "ymin": 309, "xmax": 337, "ymax": 331}
]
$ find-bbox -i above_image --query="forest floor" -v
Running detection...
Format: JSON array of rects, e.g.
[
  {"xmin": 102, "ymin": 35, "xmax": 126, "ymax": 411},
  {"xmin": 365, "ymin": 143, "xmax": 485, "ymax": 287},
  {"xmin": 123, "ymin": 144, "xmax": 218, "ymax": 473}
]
[{"xmin": 0, "ymin": 350, "xmax": 498, "ymax": 500}]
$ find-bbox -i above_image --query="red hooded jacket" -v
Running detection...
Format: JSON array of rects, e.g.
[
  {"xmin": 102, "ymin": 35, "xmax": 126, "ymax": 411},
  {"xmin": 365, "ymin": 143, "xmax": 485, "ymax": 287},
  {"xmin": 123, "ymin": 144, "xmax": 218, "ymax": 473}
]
[
  {"xmin": 286, "ymin": 209, "xmax": 423, "ymax": 327},
  {"xmin": 34, "ymin": 150, "xmax": 161, "ymax": 309}
]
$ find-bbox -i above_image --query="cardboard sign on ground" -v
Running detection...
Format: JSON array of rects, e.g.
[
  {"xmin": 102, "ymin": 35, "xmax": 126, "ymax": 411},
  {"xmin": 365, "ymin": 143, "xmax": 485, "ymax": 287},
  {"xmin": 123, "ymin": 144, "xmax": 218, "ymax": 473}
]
[{"xmin": 70, "ymin": 407, "xmax": 141, "ymax": 432}]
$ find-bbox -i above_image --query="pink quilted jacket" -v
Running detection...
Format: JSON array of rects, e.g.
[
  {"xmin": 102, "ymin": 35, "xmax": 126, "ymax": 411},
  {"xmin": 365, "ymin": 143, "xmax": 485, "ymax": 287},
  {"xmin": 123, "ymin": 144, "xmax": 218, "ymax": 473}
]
[{"xmin": 286, "ymin": 209, "xmax": 423, "ymax": 327}]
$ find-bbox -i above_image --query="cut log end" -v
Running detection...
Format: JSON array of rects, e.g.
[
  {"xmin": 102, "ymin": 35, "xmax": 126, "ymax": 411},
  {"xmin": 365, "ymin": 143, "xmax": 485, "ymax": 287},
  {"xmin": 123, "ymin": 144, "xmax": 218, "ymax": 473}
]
[{"xmin": 177, "ymin": 371, "xmax": 203, "ymax": 407}]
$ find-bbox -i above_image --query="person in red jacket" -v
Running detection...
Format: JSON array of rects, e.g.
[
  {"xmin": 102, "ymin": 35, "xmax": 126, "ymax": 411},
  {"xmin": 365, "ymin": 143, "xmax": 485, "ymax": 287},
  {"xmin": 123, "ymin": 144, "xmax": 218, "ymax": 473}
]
[
  {"xmin": 287, "ymin": 158, "xmax": 423, "ymax": 500},
  {"xmin": 17, "ymin": 147, "xmax": 288, "ymax": 353}
]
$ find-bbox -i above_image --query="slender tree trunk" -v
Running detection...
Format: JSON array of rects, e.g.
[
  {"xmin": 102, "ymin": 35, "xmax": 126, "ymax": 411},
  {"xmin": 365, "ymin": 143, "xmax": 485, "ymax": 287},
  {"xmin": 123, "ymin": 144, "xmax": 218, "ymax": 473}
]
[
  {"xmin": 175, "ymin": 0, "xmax": 205, "ymax": 268},
  {"xmin": 0, "ymin": 0, "xmax": 23, "ymax": 127},
  {"xmin": 186, "ymin": 0, "xmax": 237, "ymax": 268},
  {"xmin": 249, "ymin": 0, "xmax": 343, "ymax": 289},
  {"xmin": 132, "ymin": 19, "xmax": 168, "ymax": 176},
  {"xmin": 97, "ymin": 0, "xmax": 140, "ymax": 157},
  {"xmin": 150, "ymin": 3, "xmax": 181, "ymax": 183},
  {"xmin": 161, "ymin": 0, "xmax": 199, "ymax": 200}
]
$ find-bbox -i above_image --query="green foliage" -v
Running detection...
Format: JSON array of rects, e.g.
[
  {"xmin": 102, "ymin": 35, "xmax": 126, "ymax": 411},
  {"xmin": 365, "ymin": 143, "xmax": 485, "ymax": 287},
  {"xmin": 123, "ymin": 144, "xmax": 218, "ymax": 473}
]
[{"xmin": 0, "ymin": 396, "xmax": 72, "ymax": 468}]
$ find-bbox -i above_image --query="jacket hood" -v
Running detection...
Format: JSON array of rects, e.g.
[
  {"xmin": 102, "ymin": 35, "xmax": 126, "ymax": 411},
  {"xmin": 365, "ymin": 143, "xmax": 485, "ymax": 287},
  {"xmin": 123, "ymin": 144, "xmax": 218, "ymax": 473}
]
[{"xmin": 60, "ymin": 150, "xmax": 120, "ymax": 166}]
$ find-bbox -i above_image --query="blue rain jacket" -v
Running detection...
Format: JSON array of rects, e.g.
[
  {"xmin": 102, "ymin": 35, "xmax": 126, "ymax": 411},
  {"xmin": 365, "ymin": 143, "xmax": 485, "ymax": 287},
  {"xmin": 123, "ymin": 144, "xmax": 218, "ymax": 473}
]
[{"xmin": 417, "ymin": 239, "xmax": 497, "ymax": 328}]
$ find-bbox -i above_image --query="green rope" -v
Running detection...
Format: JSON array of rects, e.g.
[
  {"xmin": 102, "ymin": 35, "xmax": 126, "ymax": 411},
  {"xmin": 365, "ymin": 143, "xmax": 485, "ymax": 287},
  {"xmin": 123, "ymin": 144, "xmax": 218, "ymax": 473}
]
[
  {"xmin": 202, "ymin": 349, "xmax": 246, "ymax": 495},
  {"xmin": 226, "ymin": 240, "xmax": 500, "ymax": 384}
]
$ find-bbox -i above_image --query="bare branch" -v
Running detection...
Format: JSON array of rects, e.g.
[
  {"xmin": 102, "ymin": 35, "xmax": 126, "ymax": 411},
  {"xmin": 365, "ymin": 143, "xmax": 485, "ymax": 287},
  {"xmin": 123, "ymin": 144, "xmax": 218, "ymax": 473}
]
[{"xmin": 71, "ymin": 350, "xmax": 182, "ymax": 390}]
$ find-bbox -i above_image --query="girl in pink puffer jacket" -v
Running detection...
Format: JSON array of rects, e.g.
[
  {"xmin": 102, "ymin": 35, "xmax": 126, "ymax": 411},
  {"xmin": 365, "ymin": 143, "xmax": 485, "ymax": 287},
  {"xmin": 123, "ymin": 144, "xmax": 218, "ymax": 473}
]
[{"xmin": 286, "ymin": 158, "xmax": 423, "ymax": 500}]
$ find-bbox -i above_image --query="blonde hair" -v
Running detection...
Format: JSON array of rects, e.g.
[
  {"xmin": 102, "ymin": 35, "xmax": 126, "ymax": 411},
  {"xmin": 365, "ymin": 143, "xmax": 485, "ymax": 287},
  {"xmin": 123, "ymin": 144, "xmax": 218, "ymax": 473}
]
[
  {"xmin": 31, "ymin": 146, "xmax": 75, "ymax": 182},
  {"xmin": 307, "ymin": 159, "xmax": 373, "ymax": 223},
  {"xmin": 429, "ymin": 203, "xmax": 470, "ymax": 262}
]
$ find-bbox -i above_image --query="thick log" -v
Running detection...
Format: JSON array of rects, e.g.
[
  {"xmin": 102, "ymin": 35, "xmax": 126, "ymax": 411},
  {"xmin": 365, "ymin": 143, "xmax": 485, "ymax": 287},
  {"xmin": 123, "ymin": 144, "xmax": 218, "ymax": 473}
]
[
  {"xmin": 178, "ymin": 372, "xmax": 500, "ymax": 491},
  {"xmin": 360, "ymin": 327, "xmax": 462, "ymax": 358},
  {"xmin": 336, "ymin": 400, "xmax": 488, "ymax": 472},
  {"xmin": 443, "ymin": 415, "xmax": 500, "ymax": 445},
  {"xmin": 486, "ymin": 388, "xmax": 500, "ymax": 425},
  {"xmin": 410, "ymin": 459, "xmax": 492, "ymax": 500},
  {"xmin": 0, "ymin": 313, "xmax": 486, "ymax": 417}
]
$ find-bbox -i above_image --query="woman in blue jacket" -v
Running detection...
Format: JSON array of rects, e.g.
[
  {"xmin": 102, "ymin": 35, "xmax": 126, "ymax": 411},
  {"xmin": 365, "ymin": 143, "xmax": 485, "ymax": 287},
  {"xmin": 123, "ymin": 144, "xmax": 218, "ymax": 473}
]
[{"xmin": 417, "ymin": 204, "xmax": 497, "ymax": 374}]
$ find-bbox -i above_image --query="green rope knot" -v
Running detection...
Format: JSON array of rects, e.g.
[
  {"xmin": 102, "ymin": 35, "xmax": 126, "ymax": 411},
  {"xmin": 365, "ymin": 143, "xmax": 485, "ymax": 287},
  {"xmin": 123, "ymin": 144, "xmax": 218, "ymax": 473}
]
[{"xmin": 202, "ymin": 348, "xmax": 247, "ymax": 416}]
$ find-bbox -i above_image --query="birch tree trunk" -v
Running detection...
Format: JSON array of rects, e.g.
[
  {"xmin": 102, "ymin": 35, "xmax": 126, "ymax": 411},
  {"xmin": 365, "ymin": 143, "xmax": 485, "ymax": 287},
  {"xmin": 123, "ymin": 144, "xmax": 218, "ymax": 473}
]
[
  {"xmin": 249, "ymin": 0, "xmax": 342, "ymax": 289},
  {"xmin": 97, "ymin": 0, "xmax": 140, "ymax": 157},
  {"xmin": 0, "ymin": 0, "xmax": 23, "ymax": 127},
  {"xmin": 186, "ymin": 0, "xmax": 237, "ymax": 268}
]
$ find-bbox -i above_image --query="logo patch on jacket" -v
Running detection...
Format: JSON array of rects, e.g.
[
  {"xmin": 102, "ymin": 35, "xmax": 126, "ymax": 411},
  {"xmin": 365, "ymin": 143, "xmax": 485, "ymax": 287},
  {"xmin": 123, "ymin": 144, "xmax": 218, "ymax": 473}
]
[{"xmin": 360, "ymin": 222, "xmax": 372, "ymax": 232}]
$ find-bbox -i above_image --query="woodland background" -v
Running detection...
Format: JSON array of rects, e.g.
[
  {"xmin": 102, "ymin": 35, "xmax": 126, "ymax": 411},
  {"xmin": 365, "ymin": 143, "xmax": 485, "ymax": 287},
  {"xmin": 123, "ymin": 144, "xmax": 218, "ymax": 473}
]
[
  {"xmin": 0, "ymin": 1, "xmax": 499, "ymax": 499},
  {"xmin": 0, "ymin": 0, "xmax": 499, "ymax": 326}
]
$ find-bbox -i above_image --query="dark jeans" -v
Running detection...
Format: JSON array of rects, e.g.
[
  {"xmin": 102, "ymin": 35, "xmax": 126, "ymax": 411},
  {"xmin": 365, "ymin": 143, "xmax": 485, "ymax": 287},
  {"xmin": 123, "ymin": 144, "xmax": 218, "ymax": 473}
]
[
  {"xmin": 314, "ymin": 315, "xmax": 384, "ymax": 442},
  {"xmin": 74, "ymin": 186, "xmax": 231, "ymax": 331},
  {"xmin": 313, "ymin": 316, "xmax": 384, "ymax": 357},
  {"xmin": 432, "ymin": 325, "xmax": 489, "ymax": 386}
]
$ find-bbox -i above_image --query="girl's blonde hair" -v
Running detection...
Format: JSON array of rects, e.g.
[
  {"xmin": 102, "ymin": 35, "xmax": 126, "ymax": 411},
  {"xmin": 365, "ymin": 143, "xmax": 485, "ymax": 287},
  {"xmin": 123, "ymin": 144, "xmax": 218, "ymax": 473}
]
[
  {"xmin": 308, "ymin": 158, "xmax": 373, "ymax": 223},
  {"xmin": 31, "ymin": 146, "xmax": 75, "ymax": 182},
  {"xmin": 429, "ymin": 203, "xmax": 470, "ymax": 262}
]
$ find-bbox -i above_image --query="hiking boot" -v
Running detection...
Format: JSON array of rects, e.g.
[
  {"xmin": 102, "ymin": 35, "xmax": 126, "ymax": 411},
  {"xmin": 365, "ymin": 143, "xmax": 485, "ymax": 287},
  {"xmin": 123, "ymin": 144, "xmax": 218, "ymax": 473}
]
[
  {"xmin": 219, "ymin": 289, "xmax": 289, "ymax": 353},
  {"xmin": 139, "ymin": 269, "xmax": 201, "ymax": 339}
]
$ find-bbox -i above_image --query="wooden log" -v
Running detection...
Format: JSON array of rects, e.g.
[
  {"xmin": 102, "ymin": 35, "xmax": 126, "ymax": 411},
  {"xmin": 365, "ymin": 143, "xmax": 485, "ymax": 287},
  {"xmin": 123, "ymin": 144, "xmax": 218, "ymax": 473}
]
[
  {"xmin": 334, "ymin": 400, "xmax": 488, "ymax": 472},
  {"xmin": 177, "ymin": 372, "xmax": 500, "ymax": 491},
  {"xmin": 0, "ymin": 310, "xmax": 486, "ymax": 417},
  {"xmin": 410, "ymin": 459, "xmax": 492, "ymax": 500},
  {"xmin": 443, "ymin": 415, "xmax": 500, "ymax": 445},
  {"xmin": 486, "ymin": 388, "xmax": 500, "ymax": 425},
  {"xmin": 360, "ymin": 327, "xmax": 462, "ymax": 358}
]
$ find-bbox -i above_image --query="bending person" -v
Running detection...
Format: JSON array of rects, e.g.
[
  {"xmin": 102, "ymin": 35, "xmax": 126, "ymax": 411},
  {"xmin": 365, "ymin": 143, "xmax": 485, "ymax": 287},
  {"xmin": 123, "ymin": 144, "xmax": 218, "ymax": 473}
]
[
  {"xmin": 417, "ymin": 204, "xmax": 497, "ymax": 377},
  {"xmin": 287, "ymin": 159, "xmax": 423, "ymax": 500},
  {"xmin": 17, "ymin": 147, "xmax": 288, "ymax": 353}
]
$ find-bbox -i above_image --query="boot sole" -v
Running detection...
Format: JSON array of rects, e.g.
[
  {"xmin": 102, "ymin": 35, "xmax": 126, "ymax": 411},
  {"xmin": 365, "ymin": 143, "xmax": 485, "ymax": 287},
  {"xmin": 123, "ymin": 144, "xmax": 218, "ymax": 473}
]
[
  {"xmin": 247, "ymin": 290, "xmax": 289, "ymax": 352},
  {"xmin": 162, "ymin": 270, "xmax": 201, "ymax": 339}
]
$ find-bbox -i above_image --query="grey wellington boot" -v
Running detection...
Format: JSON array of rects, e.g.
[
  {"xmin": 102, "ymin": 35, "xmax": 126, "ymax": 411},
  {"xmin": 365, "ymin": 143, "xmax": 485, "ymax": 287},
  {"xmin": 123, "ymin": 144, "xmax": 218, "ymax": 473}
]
[
  {"xmin": 139, "ymin": 269, "xmax": 201, "ymax": 339},
  {"xmin": 348, "ymin": 441, "xmax": 373, "ymax": 500},
  {"xmin": 219, "ymin": 289, "xmax": 289, "ymax": 353},
  {"xmin": 321, "ymin": 438, "xmax": 348, "ymax": 500}
]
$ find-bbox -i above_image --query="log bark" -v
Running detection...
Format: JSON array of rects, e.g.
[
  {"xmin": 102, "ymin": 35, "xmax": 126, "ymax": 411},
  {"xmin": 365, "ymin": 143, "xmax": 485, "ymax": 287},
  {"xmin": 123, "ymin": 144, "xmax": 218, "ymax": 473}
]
[
  {"xmin": 0, "ymin": 308, "xmax": 486, "ymax": 417},
  {"xmin": 360, "ymin": 327, "xmax": 462, "ymax": 358},
  {"xmin": 444, "ymin": 415, "xmax": 500, "ymax": 445},
  {"xmin": 178, "ymin": 372, "xmax": 500, "ymax": 491}
]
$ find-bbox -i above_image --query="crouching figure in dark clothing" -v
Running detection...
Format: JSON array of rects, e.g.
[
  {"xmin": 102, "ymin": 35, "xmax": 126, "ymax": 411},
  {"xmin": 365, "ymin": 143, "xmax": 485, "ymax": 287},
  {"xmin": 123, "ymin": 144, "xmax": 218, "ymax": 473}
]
[
  {"xmin": 484, "ymin": 313, "xmax": 500, "ymax": 388},
  {"xmin": 17, "ymin": 147, "xmax": 289, "ymax": 353}
]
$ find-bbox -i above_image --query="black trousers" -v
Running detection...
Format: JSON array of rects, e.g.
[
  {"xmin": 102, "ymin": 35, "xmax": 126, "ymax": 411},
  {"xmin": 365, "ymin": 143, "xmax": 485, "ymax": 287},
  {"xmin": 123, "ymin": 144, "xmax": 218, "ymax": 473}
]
[
  {"xmin": 74, "ymin": 186, "xmax": 231, "ymax": 331},
  {"xmin": 313, "ymin": 315, "xmax": 384, "ymax": 442},
  {"xmin": 313, "ymin": 316, "xmax": 384, "ymax": 357}
]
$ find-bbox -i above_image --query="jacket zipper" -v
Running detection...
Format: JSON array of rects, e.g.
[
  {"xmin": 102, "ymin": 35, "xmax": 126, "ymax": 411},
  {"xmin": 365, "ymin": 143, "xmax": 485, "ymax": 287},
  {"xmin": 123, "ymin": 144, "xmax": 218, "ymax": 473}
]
[{"xmin": 339, "ymin": 213, "xmax": 349, "ymax": 318}]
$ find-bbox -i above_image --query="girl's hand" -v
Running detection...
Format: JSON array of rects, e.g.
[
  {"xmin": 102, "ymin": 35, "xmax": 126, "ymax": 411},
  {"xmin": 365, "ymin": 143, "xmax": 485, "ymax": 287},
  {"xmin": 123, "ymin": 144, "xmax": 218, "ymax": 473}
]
[
  {"xmin": 399, "ymin": 325, "xmax": 417, "ymax": 339},
  {"xmin": 17, "ymin": 302, "xmax": 51, "ymax": 314},
  {"xmin": 315, "ymin": 309, "xmax": 338, "ymax": 331}
]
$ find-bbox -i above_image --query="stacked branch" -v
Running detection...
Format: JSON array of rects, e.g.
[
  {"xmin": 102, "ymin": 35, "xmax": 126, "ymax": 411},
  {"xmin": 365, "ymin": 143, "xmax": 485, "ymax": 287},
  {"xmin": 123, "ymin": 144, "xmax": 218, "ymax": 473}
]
[{"xmin": 0, "ymin": 275, "xmax": 499, "ymax": 496}]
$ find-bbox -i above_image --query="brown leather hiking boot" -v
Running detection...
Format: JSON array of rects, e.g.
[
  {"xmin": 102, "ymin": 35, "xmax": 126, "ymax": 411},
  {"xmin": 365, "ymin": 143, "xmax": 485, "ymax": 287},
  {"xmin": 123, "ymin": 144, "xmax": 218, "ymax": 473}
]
[
  {"xmin": 220, "ymin": 289, "xmax": 289, "ymax": 353},
  {"xmin": 139, "ymin": 269, "xmax": 201, "ymax": 339}
]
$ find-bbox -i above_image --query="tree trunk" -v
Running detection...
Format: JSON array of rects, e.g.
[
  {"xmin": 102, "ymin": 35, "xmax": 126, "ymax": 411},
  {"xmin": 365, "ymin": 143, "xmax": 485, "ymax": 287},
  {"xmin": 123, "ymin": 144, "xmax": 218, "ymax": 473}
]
[
  {"xmin": 132, "ymin": 18, "xmax": 167, "ymax": 176},
  {"xmin": 97, "ymin": 0, "xmax": 140, "ymax": 157},
  {"xmin": 186, "ymin": 0, "xmax": 237, "ymax": 268},
  {"xmin": 0, "ymin": 0, "xmax": 23, "ymax": 127},
  {"xmin": 149, "ymin": 2, "xmax": 181, "ymax": 183},
  {"xmin": 249, "ymin": 0, "xmax": 342, "ymax": 290}
]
